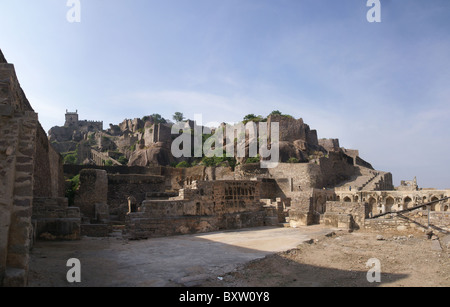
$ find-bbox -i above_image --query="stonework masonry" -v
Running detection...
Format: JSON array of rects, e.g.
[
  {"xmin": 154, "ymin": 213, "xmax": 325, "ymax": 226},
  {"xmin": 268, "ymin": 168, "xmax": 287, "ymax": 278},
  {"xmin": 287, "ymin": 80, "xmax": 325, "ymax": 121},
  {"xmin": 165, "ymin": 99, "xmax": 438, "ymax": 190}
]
[
  {"xmin": 125, "ymin": 180, "xmax": 269, "ymax": 239},
  {"xmin": 0, "ymin": 50, "xmax": 79, "ymax": 286}
]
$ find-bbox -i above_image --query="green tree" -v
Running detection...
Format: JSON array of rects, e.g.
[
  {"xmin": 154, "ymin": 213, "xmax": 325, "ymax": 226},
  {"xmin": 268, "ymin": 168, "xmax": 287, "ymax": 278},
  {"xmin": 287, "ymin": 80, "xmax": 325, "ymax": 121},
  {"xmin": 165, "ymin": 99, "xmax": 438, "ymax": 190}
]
[
  {"xmin": 172, "ymin": 112, "xmax": 185, "ymax": 122},
  {"xmin": 269, "ymin": 110, "xmax": 283, "ymax": 116},
  {"xmin": 243, "ymin": 114, "xmax": 264, "ymax": 124}
]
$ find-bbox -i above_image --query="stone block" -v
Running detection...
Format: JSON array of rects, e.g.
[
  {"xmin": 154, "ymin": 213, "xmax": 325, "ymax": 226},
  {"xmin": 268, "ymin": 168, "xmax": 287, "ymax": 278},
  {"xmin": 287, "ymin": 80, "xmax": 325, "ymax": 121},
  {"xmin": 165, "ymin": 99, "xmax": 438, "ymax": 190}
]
[
  {"xmin": 3, "ymin": 268, "xmax": 27, "ymax": 287},
  {"xmin": 0, "ymin": 104, "xmax": 13, "ymax": 117}
]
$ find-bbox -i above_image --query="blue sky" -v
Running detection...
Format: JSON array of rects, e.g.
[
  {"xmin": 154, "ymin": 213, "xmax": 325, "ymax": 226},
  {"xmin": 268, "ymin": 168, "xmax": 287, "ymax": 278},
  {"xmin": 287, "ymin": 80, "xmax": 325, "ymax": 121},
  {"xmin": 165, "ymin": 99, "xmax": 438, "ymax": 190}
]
[{"xmin": 1, "ymin": 0, "xmax": 449, "ymax": 189}]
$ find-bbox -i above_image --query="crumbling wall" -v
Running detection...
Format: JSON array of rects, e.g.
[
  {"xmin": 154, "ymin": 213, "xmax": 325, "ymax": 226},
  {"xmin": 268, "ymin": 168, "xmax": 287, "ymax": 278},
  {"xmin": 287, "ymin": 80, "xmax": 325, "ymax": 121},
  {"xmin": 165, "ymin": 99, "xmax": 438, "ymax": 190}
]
[
  {"xmin": 74, "ymin": 169, "xmax": 108, "ymax": 223},
  {"xmin": 32, "ymin": 198, "xmax": 80, "ymax": 240},
  {"xmin": 365, "ymin": 211, "xmax": 450, "ymax": 233},
  {"xmin": 125, "ymin": 180, "xmax": 266, "ymax": 239},
  {"xmin": 318, "ymin": 138, "xmax": 340, "ymax": 152},
  {"xmin": 267, "ymin": 163, "xmax": 320, "ymax": 194},
  {"xmin": 107, "ymin": 174, "xmax": 165, "ymax": 219},
  {"xmin": 318, "ymin": 152, "xmax": 358, "ymax": 188},
  {"xmin": 323, "ymin": 201, "xmax": 368, "ymax": 230},
  {"xmin": 288, "ymin": 190, "xmax": 315, "ymax": 227}
]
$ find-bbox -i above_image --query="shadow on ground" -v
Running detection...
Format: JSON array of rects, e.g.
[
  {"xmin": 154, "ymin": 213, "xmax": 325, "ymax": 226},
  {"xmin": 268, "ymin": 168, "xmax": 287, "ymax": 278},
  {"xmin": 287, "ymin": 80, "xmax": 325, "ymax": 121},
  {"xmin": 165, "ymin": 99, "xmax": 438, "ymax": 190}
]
[
  {"xmin": 203, "ymin": 250, "xmax": 409, "ymax": 287},
  {"xmin": 28, "ymin": 226, "xmax": 411, "ymax": 287}
]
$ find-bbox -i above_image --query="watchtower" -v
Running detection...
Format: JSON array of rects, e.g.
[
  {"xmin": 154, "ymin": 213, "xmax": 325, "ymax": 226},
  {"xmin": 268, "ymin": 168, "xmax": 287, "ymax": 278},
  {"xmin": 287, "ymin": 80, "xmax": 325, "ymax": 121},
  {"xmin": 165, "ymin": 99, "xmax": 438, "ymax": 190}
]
[{"xmin": 65, "ymin": 110, "xmax": 79, "ymax": 127}]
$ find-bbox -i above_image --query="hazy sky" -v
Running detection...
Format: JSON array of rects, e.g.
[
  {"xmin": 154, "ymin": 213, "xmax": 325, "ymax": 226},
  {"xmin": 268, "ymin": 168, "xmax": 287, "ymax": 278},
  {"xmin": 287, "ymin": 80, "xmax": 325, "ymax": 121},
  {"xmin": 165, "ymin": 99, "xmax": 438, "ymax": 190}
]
[{"xmin": 1, "ymin": 0, "xmax": 449, "ymax": 189}]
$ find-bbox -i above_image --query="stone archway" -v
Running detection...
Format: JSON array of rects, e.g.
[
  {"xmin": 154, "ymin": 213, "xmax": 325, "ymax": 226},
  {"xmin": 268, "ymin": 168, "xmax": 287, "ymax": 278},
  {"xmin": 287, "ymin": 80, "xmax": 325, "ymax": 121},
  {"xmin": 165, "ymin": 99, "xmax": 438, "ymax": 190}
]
[
  {"xmin": 344, "ymin": 196, "xmax": 352, "ymax": 203},
  {"xmin": 368, "ymin": 197, "xmax": 377, "ymax": 215},
  {"xmin": 404, "ymin": 196, "xmax": 412, "ymax": 209},
  {"xmin": 385, "ymin": 196, "xmax": 395, "ymax": 212},
  {"xmin": 430, "ymin": 196, "xmax": 439, "ymax": 211},
  {"xmin": 315, "ymin": 195, "xmax": 326, "ymax": 214}
]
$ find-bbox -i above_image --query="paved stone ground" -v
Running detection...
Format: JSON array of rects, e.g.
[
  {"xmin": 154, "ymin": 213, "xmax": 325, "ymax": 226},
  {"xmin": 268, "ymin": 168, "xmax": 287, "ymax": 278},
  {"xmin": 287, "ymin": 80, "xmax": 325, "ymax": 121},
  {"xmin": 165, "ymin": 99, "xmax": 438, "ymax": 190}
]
[{"xmin": 28, "ymin": 225, "xmax": 338, "ymax": 287}]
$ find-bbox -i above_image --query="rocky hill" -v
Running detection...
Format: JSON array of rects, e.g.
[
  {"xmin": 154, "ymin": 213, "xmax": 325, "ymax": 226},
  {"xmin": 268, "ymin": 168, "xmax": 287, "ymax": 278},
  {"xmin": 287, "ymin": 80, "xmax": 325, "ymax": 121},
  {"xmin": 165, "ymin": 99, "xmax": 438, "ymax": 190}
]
[{"xmin": 48, "ymin": 111, "xmax": 374, "ymax": 171}]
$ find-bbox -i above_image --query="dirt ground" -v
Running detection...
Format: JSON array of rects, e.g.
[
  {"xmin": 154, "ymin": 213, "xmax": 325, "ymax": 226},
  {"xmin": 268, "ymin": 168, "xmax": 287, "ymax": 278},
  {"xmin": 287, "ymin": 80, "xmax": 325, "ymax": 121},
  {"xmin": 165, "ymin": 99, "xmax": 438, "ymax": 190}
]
[
  {"xmin": 201, "ymin": 230, "xmax": 450, "ymax": 287},
  {"xmin": 28, "ymin": 226, "xmax": 450, "ymax": 287}
]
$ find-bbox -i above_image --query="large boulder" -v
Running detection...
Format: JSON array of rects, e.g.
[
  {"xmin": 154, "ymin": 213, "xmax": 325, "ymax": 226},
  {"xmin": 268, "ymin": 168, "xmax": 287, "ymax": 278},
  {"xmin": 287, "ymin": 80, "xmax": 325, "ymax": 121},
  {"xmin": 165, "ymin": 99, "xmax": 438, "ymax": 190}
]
[{"xmin": 128, "ymin": 142, "xmax": 174, "ymax": 166}]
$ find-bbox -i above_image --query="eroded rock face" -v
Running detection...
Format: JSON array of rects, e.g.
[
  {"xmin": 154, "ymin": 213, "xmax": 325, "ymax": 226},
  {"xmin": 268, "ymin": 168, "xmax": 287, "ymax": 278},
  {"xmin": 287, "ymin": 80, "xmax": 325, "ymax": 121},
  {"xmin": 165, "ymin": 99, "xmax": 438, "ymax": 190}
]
[
  {"xmin": 128, "ymin": 142, "xmax": 175, "ymax": 166},
  {"xmin": 267, "ymin": 115, "xmax": 318, "ymax": 145},
  {"xmin": 278, "ymin": 141, "xmax": 309, "ymax": 163}
]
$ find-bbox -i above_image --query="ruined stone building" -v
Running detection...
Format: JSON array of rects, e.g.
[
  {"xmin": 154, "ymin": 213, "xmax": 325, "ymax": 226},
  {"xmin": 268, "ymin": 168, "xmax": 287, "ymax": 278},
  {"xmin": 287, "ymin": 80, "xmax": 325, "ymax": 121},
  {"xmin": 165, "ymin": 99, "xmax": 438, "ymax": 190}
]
[{"xmin": 1, "ymin": 49, "xmax": 449, "ymax": 287}]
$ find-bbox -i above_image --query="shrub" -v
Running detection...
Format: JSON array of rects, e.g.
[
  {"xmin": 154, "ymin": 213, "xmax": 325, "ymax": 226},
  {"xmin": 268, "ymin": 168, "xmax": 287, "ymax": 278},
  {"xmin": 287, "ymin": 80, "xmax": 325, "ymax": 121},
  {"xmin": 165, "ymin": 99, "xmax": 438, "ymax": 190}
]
[
  {"xmin": 176, "ymin": 161, "xmax": 191, "ymax": 168},
  {"xmin": 288, "ymin": 157, "xmax": 300, "ymax": 163},
  {"xmin": 65, "ymin": 175, "xmax": 80, "ymax": 206},
  {"xmin": 201, "ymin": 155, "xmax": 237, "ymax": 169},
  {"xmin": 267, "ymin": 110, "xmax": 294, "ymax": 120},
  {"xmin": 118, "ymin": 156, "xmax": 128, "ymax": 165},
  {"xmin": 245, "ymin": 155, "xmax": 261, "ymax": 164},
  {"xmin": 63, "ymin": 153, "xmax": 77, "ymax": 165}
]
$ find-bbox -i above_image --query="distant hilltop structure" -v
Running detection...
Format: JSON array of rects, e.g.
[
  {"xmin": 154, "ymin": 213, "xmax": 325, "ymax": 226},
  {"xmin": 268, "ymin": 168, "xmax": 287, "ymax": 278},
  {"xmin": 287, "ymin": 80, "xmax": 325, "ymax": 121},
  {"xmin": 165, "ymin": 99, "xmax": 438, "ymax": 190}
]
[
  {"xmin": 64, "ymin": 109, "xmax": 103, "ymax": 131},
  {"xmin": 48, "ymin": 110, "xmax": 103, "ymax": 143}
]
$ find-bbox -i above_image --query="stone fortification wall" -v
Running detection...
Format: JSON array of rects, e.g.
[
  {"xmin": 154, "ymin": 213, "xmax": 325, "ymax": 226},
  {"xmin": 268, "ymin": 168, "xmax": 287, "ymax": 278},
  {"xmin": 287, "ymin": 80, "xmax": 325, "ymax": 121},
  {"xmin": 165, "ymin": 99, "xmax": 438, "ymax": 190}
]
[{"xmin": 0, "ymin": 51, "xmax": 71, "ymax": 286}]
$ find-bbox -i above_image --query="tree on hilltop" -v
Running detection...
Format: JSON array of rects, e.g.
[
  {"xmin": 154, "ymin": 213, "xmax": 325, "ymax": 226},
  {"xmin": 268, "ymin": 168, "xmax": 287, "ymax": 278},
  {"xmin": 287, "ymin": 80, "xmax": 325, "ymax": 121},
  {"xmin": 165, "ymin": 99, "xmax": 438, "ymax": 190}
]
[
  {"xmin": 151, "ymin": 113, "xmax": 167, "ymax": 125},
  {"xmin": 269, "ymin": 110, "xmax": 282, "ymax": 116},
  {"xmin": 172, "ymin": 112, "xmax": 185, "ymax": 122},
  {"xmin": 243, "ymin": 114, "xmax": 264, "ymax": 124}
]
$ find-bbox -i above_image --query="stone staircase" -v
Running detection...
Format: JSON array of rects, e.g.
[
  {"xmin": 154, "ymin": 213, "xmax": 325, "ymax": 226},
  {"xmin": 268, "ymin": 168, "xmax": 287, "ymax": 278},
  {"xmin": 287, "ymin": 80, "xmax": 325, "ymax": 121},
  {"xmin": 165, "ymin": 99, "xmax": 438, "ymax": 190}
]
[{"xmin": 336, "ymin": 167, "xmax": 380, "ymax": 192}]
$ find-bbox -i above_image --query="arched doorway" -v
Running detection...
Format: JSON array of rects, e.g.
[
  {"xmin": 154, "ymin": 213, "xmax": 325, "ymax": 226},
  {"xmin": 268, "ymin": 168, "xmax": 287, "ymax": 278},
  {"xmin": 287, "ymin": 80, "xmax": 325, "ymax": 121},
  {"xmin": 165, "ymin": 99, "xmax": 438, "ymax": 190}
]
[
  {"xmin": 315, "ymin": 195, "xmax": 326, "ymax": 214},
  {"xmin": 430, "ymin": 196, "xmax": 439, "ymax": 211},
  {"xmin": 368, "ymin": 197, "xmax": 377, "ymax": 215},
  {"xmin": 385, "ymin": 196, "xmax": 395, "ymax": 212},
  {"xmin": 404, "ymin": 197, "xmax": 412, "ymax": 209},
  {"xmin": 344, "ymin": 196, "xmax": 352, "ymax": 203}
]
